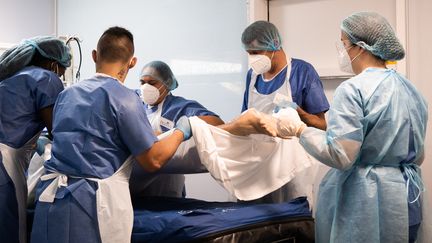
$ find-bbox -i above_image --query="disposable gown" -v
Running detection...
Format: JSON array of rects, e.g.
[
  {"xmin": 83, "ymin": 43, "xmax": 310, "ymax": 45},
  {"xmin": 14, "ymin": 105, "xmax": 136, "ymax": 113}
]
[{"xmin": 299, "ymin": 68, "xmax": 428, "ymax": 242}]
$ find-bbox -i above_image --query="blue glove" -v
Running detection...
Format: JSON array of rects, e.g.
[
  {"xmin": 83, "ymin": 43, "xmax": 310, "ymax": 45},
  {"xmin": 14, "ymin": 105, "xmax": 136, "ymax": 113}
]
[
  {"xmin": 36, "ymin": 136, "xmax": 52, "ymax": 156},
  {"xmin": 274, "ymin": 101, "xmax": 298, "ymax": 113},
  {"xmin": 175, "ymin": 116, "xmax": 192, "ymax": 141}
]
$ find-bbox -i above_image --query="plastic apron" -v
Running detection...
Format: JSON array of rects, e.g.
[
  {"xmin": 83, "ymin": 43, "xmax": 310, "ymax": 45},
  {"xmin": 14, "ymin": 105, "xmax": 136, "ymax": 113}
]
[
  {"xmin": 140, "ymin": 98, "xmax": 185, "ymax": 197},
  {"xmin": 0, "ymin": 132, "xmax": 40, "ymax": 243},
  {"xmin": 27, "ymin": 142, "xmax": 51, "ymax": 206},
  {"xmin": 248, "ymin": 61, "xmax": 292, "ymax": 114},
  {"xmin": 247, "ymin": 58, "xmax": 318, "ymax": 204},
  {"xmin": 39, "ymin": 155, "xmax": 135, "ymax": 243},
  {"xmin": 147, "ymin": 99, "xmax": 165, "ymax": 133}
]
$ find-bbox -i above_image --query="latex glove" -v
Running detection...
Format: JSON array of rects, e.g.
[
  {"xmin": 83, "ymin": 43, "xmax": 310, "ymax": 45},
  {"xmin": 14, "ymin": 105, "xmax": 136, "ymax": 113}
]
[
  {"xmin": 273, "ymin": 101, "xmax": 298, "ymax": 113},
  {"xmin": 36, "ymin": 136, "xmax": 51, "ymax": 156},
  {"xmin": 175, "ymin": 116, "xmax": 192, "ymax": 141},
  {"xmin": 273, "ymin": 107, "xmax": 306, "ymax": 138}
]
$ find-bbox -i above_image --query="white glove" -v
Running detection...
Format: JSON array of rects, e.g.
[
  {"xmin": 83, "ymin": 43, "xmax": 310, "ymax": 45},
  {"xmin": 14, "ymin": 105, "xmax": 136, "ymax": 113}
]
[{"xmin": 273, "ymin": 107, "xmax": 306, "ymax": 138}]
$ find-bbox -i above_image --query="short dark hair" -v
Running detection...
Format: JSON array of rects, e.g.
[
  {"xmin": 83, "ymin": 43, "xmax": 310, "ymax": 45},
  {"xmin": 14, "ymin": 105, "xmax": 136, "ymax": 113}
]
[{"xmin": 97, "ymin": 26, "xmax": 134, "ymax": 63}]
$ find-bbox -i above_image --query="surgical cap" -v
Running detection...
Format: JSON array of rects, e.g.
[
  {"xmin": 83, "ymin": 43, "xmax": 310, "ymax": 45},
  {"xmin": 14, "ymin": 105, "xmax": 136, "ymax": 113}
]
[
  {"xmin": 140, "ymin": 61, "xmax": 178, "ymax": 91},
  {"xmin": 241, "ymin": 21, "xmax": 282, "ymax": 51},
  {"xmin": 0, "ymin": 36, "xmax": 71, "ymax": 81},
  {"xmin": 341, "ymin": 12, "xmax": 405, "ymax": 61}
]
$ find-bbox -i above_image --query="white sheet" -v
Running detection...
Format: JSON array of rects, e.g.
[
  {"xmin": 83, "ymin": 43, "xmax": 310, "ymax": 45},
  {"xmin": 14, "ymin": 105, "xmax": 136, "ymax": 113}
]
[{"xmin": 190, "ymin": 116, "xmax": 318, "ymax": 201}]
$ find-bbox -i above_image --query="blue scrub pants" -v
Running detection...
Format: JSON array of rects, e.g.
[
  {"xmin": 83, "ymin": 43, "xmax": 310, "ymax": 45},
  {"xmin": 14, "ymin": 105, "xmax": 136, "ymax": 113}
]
[
  {"xmin": 31, "ymin": 179, "xmax": 101, "ymax": 243},
  {"xmin": 409, "ymin": 223, "xmax": 420, "ymax": 243},
  {"xmin": 0, "ymin": 154, "xmax": 20, "ymax": 243},
  {"xmin": 406, "ymin": 168, "xmax": 422, "ymax": 242}
]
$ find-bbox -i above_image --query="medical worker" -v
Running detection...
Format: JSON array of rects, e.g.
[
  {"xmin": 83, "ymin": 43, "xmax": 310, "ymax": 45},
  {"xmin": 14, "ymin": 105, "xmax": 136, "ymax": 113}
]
[
  {"xmin": 0, "ymin": 36, "xmax": 71, "ymax": 243},
  {"xmin": 279, "ymin": 12, "xmax": 428, "ymax": 242},
  {"xmin": 241, "ymin": 21, "xmax": 330, "ymax": 203},
  {"xmin": 31, "ymin": 27, "xmax": 192, "ymax": 243},
  {"xmin": 129, "ymin": 60, "xmax": 224, "ymax": 198}
]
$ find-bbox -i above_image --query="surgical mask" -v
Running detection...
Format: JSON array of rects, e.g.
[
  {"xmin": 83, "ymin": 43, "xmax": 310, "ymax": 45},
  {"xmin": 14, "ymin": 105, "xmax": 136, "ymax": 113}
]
[
  {"xmin": 140, "ymin": 83, "xmax": 167, "ymax": 105},
  {"xmin": 336, "ymin": 41, "xmax": 362, "ymax": 74},
  {"xmin": 248, "ymin": 52, "xmax": 273, "ymax": 74}
]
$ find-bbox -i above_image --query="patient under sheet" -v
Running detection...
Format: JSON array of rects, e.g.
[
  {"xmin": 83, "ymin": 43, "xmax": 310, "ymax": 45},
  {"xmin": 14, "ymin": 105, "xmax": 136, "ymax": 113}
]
[{"xmin": 189, "ymin": 115, "xmax": 318, "ymax": 201}]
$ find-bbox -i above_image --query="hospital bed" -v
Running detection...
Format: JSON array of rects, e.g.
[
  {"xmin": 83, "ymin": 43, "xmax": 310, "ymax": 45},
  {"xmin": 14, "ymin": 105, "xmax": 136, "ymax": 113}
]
[
  {"xmin": 128, "ymin": 139, "xmax": 314, "ymax": 242},
  {"xmin": 27, "ymin": 196, "xmax": 313, "ymax": 242},
  {"xmin": 27, "ymin": 133, "xmax": 315, "ymax": 242},
  {"xmin": 131, "ymin": 196, "xmax": 314, "ymax": 242}
]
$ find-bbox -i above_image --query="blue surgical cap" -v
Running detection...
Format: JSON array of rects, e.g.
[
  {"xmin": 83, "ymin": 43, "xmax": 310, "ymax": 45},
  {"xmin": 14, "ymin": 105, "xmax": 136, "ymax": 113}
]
[
  {"xmin": 241, "ymin": 21, "xmax": 282, "ymax": 51},
  {"xmin": 140, "ymin": 61, "xmax": 178, "ymax": 91},
  {"xmin": 341, "ymin": 12, "xmax": 405, "ymax": 61},
  {"xmin": 0, "ymin": 36, "xmax": 71, "ymax": 81}
]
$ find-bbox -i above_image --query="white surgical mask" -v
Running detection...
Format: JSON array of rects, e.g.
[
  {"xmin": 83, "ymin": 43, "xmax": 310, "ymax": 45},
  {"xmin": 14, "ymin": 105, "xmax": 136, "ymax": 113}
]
[
  {"xmin": 336, "ymin": 41, "xmax": 362, "ymax": 74},
  {"xmin": 248, "ymin": 53, "xmax": 273, "ymax": 74},
  {"xmin": 140, "ymin": 83, "xmax": 164, "ymax": 105}
]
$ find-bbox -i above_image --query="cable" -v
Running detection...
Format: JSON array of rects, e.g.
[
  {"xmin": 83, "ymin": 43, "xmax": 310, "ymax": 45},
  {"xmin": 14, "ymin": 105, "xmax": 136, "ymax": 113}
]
[
  {"xmin": 267, "ymin": 0, "xmax": 270, "ymax": 21},
  {"xmin": 66, "ymin": 36, "xmax": 82, "ymax": 82}
]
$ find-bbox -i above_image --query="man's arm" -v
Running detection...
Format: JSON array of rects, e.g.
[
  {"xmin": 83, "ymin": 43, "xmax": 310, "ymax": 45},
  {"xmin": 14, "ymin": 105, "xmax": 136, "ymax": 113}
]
[
  {"xmin": 217, "ymin": 109, "xmax": 277, "ymax": 137},
  {"xmin": 197, "ymin": 115, "xmax": 225, "ymax": 126},
  {"xmin": 297, "ymin": 107, "xmax": 327, "ymax": 130},
  {"xmin": 135, "ymin": 129, "xmax": 185, "ymax": 172},
  {"xmin": 38, "ymin": 105, "xmax": 54, "ymax": 137}
]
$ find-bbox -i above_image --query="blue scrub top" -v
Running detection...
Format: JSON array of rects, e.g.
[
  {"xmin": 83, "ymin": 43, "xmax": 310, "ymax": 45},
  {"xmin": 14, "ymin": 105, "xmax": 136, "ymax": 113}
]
[
  {"xmin": 242, "ymin": 58, "xmax": 329, "ymax": 114},
  {"xmin": 0, "ymin": 66, "xmax": 64, "ymax": 148},
  {"xmin": 145, "ymin": 94, "xmax": 219, "ymax": 132},
  {"xmin": 46, "ymin": 76, "xmax": 157, "ymax": 179}
]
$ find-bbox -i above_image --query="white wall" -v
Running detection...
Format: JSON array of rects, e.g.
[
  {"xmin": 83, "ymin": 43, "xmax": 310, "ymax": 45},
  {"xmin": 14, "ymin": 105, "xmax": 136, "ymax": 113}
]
[
  {"xmin": 269, "ymin": 0, "xmax": 397, "ymax": 77},
  {"xmin": 407, "ymin": 0, "xmax": 432, "ymax": 204},
  {"xmin": 0, "ymin": 0, "xmax": 55, "ymax": 44},
  {"xmin": 247, "ymin": 0, "xmax": 268, "ymax": 23}
]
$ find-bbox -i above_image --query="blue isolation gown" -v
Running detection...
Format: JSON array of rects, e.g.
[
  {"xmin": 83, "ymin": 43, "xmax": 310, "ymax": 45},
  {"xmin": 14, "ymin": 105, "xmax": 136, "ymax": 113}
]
[
  {"xmin": 299, "ymin": 68, "xmax": 427, "ymax": 242},
  {"xmin": 31, "ymin": 75, "xmax": 157, "ymax": 243},
  {"xmin": 242, "ymin": 58, "xmax": 330, "ymax": 114},
  {"xmin": 0, "ymin": 66, "xmax": 63, "ymax": 242},
  {"xmin": 129, "ymin": 93, "xmax": 219, "ymax": 198}
]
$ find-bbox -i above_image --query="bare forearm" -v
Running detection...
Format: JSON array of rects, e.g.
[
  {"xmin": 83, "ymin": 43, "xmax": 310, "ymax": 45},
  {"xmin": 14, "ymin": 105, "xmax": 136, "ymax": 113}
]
[
  {"xmin": 198, "ymin": 115, "xmax": 225, "ymax": 126},
  {"xmin": 217, "ymin": 122, "xmax": 245, "ymax": 135},
  {"xmin": 297, "ymin": 108, "xmax": 327, "ymax": 130},
  {"xmin": 38, "ymin": 106, "xmax": 54, "ymax": 135},
  {"xmin": 136, "ymin": 130, "xmax": 184, "ymax": 172},
  {"xmin": 301, "ymin": 114, "xmax": 327, "ymax": 130},
  {"xmin": 216, "ymin": 109, "xmax": 276, "ymax": 136}
]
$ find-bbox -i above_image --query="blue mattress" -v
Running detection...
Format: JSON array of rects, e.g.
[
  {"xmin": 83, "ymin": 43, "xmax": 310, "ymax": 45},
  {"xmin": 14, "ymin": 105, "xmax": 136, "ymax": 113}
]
[
  {"xmin": 27, "ymin": 197, "xmax": 313, "ymax": 242},
  {"xmin": 131, "ymin": 196, "xmax": 313, "ymax": 242}
]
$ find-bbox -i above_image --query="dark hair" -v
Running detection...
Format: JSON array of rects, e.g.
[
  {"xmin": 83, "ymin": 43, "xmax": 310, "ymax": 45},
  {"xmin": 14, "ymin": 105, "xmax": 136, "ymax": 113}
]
[
  {"xmin": 97, "ymin": 26, "xmax": 134, "ymax": 63},
  {"xmin": 29, "ymin": 51, "xmax": 60, "ymax": 69}
]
